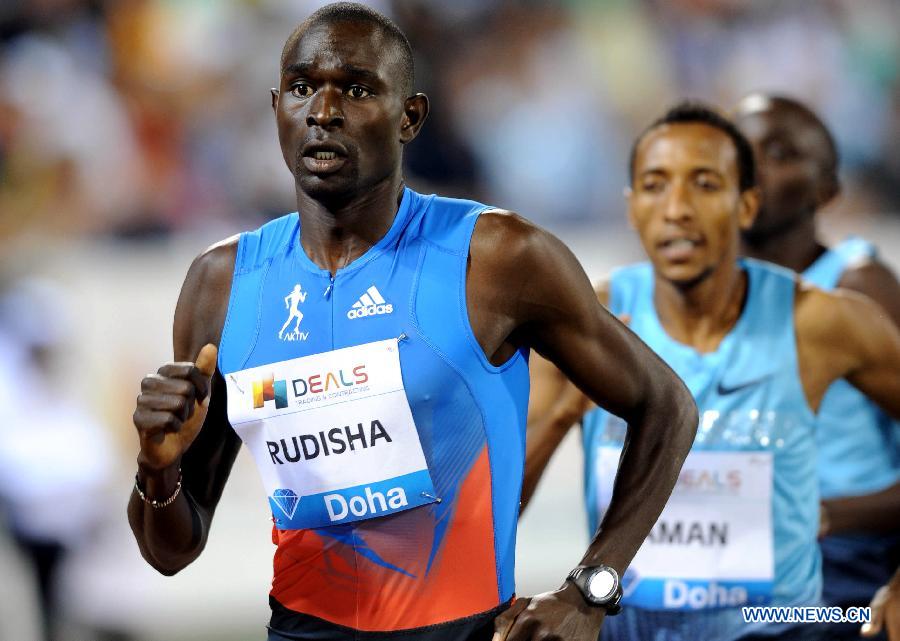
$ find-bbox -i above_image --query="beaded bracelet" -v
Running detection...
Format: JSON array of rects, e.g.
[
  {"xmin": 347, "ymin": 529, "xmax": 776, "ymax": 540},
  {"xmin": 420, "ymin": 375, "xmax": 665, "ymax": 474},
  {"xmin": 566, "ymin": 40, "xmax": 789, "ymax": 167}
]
[{"xmin": 134, "ymin": 470, "xmax": 182, "ymax": 508}]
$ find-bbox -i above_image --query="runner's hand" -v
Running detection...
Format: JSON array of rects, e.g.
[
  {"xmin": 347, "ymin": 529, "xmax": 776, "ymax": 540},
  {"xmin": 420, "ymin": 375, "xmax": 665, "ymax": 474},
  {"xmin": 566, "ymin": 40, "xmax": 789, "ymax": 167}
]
[
  {"xmin": 493, "ymin": 584, "xmax": 605, "ymax": 641},
  {"xmin": 134, "ymin": 344, "xmax": 218, "ymax": 471},
  {"xmin": 862, "ymin": 575, "xmax": 900, "ymax": 639}
]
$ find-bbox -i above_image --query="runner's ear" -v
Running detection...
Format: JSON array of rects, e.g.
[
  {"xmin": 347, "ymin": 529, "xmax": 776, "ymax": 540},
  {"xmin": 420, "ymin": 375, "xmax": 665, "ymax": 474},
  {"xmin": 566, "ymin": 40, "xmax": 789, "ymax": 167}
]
[
  {"xmin": 738, "ymin": 187, "xmax": 760, "ymax": 231},
  {"xmin": 400, "ymin": 93, "xmax": 429, "ymax": 144},
  {"xmin": 625, "ymin": 188, "xmax": 638, "ymax": 231}
]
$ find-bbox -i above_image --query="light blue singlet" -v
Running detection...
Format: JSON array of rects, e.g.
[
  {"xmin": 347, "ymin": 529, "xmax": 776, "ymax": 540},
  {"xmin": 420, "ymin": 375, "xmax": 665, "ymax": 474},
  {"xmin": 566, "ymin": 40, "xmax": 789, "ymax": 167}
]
[
  {"xmin": 803, "ymin": 237, "xmax": 900, "ymax": 607},
  {"xmin": 584, "ymin": 259, "xmax": 820, "ymax": 641}
]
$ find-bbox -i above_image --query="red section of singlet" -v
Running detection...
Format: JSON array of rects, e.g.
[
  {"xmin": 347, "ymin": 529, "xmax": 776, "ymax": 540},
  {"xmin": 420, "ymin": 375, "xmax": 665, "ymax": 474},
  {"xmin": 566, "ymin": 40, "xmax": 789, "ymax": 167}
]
[{"xmin": 269, "ymin": 446, "xmax": 499, "ymax": 631}]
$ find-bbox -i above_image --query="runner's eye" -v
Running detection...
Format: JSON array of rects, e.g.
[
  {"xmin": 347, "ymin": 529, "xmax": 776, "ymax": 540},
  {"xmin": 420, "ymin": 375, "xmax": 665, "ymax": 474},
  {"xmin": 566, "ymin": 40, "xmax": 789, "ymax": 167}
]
[
  {"xmin": 346, "ymin": 86, "xmax": 372, "ymax": 99},
  {"xmin": 695, "ymin": 175, "xmax": 721, "ymax": 192},
  {"xmin": 291, "ymin": 83, "xmax": 314, "ymax": 98},
  {"xmin": 764, "ymin": 141, "xmax": 799, "ymax": 162}
]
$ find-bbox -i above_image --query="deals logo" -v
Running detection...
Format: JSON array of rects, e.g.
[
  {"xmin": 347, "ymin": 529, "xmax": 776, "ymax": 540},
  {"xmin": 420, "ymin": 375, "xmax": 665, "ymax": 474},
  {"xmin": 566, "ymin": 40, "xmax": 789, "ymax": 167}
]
[
  {"xmin": 675, "ymin": 467, "xmax": 742, "ymax": 494},
  {"xmin": 253, "ymin": 374, "xmax": 288, "ymax": 409},
  {"xmin": 250, "ymin": 365, "xmax": 370, "ymax": 411}
]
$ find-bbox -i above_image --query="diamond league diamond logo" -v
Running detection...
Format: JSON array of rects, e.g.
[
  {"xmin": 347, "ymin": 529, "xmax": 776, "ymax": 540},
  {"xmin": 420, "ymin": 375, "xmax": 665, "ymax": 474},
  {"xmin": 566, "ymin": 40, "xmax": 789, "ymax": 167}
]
[{"xmin": 271, "ymin": 489, "xmax": 300, "ymax": 519}]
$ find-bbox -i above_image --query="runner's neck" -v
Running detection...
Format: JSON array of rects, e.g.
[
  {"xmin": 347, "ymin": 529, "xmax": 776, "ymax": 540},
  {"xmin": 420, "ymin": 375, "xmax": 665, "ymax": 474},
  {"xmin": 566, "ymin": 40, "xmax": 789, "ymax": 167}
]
[
  {"xmin": 653, "ymin": 262, "xmax": 747, "ymax": 354},
  {"xmin": 296, "ymin": 175, "xmax": 405, "ymax": 275},
  {"xmin": 741, "ymin": 216, "xmax": 825, "ymax": 273}
]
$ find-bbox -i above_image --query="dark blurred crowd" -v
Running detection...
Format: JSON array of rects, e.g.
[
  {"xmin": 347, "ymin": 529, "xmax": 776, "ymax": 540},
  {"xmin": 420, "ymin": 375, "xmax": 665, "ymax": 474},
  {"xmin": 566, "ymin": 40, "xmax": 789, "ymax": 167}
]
[
  {"xmin": 0, "ymin": 2, "xmax": 899, "ymax": 640},
  {"xmin": 0, "ymin": 0, "xmax": 898, "ymax": 245}
]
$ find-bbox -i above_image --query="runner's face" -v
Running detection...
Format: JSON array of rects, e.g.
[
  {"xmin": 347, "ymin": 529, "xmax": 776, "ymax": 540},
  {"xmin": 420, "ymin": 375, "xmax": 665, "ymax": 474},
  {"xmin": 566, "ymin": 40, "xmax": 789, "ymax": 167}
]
[
  {"xmin": 275, "ymin": 21, "xmax": 407, "ymax": 200},
  {"xmin": 628, "ymin": 123, "xmax": 756, "ymax": 287},
  {"xmin": 735, "ymin": 105, "xmax": 829, "ymax": 239}
]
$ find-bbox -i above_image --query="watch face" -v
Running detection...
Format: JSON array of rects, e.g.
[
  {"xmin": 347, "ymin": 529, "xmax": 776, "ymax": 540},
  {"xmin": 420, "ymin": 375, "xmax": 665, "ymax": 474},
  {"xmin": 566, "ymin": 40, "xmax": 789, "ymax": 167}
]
[{"xmin": 587, "ymin": 569, "xmax": 617, "ymax": 601}]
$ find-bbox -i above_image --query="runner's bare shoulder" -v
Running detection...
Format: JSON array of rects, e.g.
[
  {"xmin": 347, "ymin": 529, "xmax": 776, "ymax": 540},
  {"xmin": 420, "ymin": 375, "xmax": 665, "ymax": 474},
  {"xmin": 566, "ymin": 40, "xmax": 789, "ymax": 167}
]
[
  {"xmin": 174, "ymin": 235, "xmax": 239, "ymax": 359},
  {"xmin": 469, "ymin": 209, "xmax": 545, "ymax": 270},
  {"xmin": 837, "ymin": 258, "xmax": 900, "ymax": 327}
]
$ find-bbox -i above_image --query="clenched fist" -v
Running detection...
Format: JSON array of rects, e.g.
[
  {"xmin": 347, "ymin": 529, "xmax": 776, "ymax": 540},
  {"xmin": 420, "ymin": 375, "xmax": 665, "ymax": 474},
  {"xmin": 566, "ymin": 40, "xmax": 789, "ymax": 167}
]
[{"xmin": 133, "ymin": 344, "xmax": 218, "ymax": 471}]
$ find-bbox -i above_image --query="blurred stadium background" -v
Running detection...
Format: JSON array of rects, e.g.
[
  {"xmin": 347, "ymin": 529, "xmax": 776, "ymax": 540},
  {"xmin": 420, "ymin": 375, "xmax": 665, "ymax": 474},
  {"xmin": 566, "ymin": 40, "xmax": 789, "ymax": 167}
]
[{"xmin": 0, "ymin": 1, "xmax": 897, "ymax": 640}]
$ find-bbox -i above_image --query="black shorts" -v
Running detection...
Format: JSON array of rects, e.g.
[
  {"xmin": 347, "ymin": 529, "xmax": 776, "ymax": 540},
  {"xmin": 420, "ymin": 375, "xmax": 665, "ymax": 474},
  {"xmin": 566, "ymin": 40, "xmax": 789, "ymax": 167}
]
[{"xmin": 266, "ymin": 597, "xmax": 509, "ymax": 641}]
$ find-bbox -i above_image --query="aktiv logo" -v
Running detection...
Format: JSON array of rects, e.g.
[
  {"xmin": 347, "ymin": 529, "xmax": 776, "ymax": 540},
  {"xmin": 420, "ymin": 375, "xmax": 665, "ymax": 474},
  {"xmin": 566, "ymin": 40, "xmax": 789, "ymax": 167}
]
[{"xmin": 253, "ymin": 373, "xmax": 288, "ymax": 409}]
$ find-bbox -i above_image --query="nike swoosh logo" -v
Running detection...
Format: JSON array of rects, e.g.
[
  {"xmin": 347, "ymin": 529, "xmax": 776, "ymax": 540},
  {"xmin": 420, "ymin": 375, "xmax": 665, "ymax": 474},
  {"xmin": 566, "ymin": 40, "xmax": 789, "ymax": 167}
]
[{"xmin": 716, "ymin": 374, "xmax": 774, "ymax": 396}]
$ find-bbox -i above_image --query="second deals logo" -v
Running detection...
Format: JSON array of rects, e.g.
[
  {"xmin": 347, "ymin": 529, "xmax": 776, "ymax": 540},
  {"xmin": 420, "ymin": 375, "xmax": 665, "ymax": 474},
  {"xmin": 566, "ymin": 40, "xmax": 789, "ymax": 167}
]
[{"xmin": 253, "ymin": 374, "xmax": 288, "ymax": 410}]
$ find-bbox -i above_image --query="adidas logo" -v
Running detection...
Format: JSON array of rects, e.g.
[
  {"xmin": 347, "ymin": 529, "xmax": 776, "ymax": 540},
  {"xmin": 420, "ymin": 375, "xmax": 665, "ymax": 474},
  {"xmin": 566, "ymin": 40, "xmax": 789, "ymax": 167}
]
[{"xmin": 347, "ymin": 285, "xmax": 393, "ymax": 320}]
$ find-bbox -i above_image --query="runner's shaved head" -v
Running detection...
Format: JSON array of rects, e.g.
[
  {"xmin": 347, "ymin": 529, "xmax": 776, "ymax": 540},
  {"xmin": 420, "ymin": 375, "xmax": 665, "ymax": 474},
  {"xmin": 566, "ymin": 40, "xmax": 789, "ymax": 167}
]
[
  {"xmin": 280, "ymin": 2, "xmax": 414, "ymax": 95},
  {"xmin": 734, "ymin": 93, "xmax": 840, "ymax": 242},
  {"xmin": 734, "ymin": 93, "xmax": 838, "ymax": 182}
]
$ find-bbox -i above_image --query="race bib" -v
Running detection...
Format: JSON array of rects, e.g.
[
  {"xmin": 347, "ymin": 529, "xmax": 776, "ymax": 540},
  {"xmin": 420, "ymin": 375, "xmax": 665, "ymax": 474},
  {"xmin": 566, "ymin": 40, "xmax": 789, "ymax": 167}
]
[
  {"xmin": 226, "ymin": 339, "xmax": 437, "ymax": 529},
  {"xmin": 596, "ymin": 447, "xmax": 774, "ymax": 610}
]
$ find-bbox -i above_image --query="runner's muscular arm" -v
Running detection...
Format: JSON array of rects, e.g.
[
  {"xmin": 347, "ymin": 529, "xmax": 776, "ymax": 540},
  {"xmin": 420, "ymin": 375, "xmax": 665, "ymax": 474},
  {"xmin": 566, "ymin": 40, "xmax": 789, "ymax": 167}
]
[
  {"xmin": 470, "ymin": 215, "xmax": 697, "ymax": 569},
  {"xmin": 797, "ymin": 285, "xmax": 900, "ymax": 534},
  {"xmin": 838, "ymin": 259, "xmax": 900, "ymax": 328},
  {"xmin": 520, "ymin": 353, "xmax": 589, "ymax": 514},
  {"xmin": 822, "ymin": 481, "xmax": 900, "ymax": 536},
  {"xmin": 797, "ymin": 285, "xmax": 900, "ymax": 418},
  {"xmin": 519, "ymin": 285, "xmax": 609, "ymax": 514},
  {"xmin": 804, "ymin": 266, "xmax": 900, "ymax": 536},
  {"xmin": 468, "ymin": 212, "xmax": 697, "ymax": 640},
  {"xmin": 127, "ymin": 238, "xmax": 242, "ymax": 574}
]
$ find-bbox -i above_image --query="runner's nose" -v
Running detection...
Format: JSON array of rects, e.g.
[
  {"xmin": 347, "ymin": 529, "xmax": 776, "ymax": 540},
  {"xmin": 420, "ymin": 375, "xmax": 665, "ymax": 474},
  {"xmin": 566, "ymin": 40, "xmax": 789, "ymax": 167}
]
[{"xmin": 306, "ymin": 87, "xmax": 344, "ymax": 129}]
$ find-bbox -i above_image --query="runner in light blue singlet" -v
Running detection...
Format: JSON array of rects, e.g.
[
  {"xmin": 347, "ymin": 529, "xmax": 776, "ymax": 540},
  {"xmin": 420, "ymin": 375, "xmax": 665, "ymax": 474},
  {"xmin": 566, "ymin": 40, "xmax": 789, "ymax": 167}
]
[
  {"xmin": 732, "ymin": 94, "xmax": 900, "ymax": 640},
  {"xmin": 520, "ymin": 101, "xmax": 900, "ymax": 641},
  {"xmin": 802, "ymin": 237, "xmax": 900, "ymax": 609},
  {"xmin": 583, "ymin": 259, "xmax": 820, "ymax": 641}
]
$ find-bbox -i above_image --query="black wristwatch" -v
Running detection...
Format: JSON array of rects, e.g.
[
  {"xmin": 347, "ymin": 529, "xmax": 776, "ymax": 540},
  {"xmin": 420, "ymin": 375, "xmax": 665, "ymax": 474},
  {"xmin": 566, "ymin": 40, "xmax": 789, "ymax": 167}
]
[{"xmin": 566, "ymin": 564, "xmax": 622, "ymax": 615}]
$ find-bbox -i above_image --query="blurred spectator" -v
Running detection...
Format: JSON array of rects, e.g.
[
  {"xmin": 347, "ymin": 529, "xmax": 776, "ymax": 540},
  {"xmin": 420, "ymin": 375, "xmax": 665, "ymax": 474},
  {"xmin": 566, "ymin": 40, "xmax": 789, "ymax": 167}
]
[
  {"xmin": 392, "ymin": 1, "xmax": 483, "ymax": 199},
  {"xmin": 0, "ymin": 278, "xmax": 114, "ymax": 641},
  {"xmin": 0, "ymin": 2, "xmax": 897, "ymax": 638},
  {"xmin": 0, "ymin": 0, "xmax": 895, "ymax": 244},
  {"xmin": 447, "ymin": 4, "xmax": 629, "ymax": 222},
  {"xmin": 0, "ymin": 34, "xmax": 142, "ymax": 239}
]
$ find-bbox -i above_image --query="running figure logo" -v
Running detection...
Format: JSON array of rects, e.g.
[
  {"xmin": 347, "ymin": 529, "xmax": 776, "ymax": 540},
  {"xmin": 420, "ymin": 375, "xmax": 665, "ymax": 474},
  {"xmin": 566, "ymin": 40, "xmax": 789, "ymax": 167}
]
[{"xmin": 279, "ymin": 284, "xmax": 309, "ymax": 341}]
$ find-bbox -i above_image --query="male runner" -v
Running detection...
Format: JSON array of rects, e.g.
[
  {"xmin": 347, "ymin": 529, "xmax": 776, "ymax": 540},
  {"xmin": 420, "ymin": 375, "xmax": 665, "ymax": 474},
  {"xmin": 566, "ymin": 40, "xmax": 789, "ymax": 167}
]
[
  {"xmin": 734, "ymin": 95, "xmax": 900, "ymax": 636},
  {"xmin": 524, "ymin": 102, "xmax": 900, "ymax": 641},
  {"xmin": 127, "ymin": 4, "xmax": 698, "ymax": 641}
]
